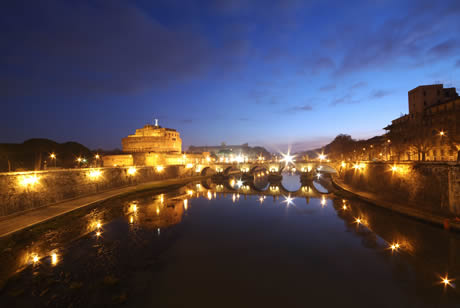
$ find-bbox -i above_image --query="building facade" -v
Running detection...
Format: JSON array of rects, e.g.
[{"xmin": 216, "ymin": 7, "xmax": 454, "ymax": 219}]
[
  {"xmin": 384, "ymin": 84, "xmax": 460, "ymax": 161},
  {"xmin": 103, "ymin": 121, "xmax": 209, "ymax": 167},
  {"xmin": 121, "ymin": 122, "xmax": 182, "ymax": 154}
]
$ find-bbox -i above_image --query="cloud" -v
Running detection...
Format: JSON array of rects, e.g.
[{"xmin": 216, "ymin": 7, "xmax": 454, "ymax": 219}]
[
  {"xmin": 0, "ymin": 0, "xmax": 257, "ymax": 99},
  {"xmin": 350, "ymin": 81, "xmax": 368, "ymax": 89},
  {"xmin": 330, "ymin": 94, "xmax": 359, "ymax": 106},
  {"xmin": 328, "ymin": 1, "xmax": 460, "ymax": 75},
  {"xmin": 248, "ymin": 89, "xmax": 280, "ymax": 105},
  {"xmin": 312, "ymin": 57, "xmax": 335, "ymax": 73},
  {"xmin": 283, "ymin": 97, "xmax": 316, "ymax": 112},
  {"xmin": 290, "ymin": 104, "xmax": 313, "ymax": 111},
  {"xmin": 456, "ymin": 59, "xmax": 460, "ymax": 67},
  {"xmin": 181, "ymin": 119, "xmax": 193, "ymax": 123},
  {"xmin": 370, "ymin": 89, "xmax": 392, "ymax": 99},
  {"xmin": 319, "ymin": 84, "xmax": 336, "ymax": 91},
  {"xmin": 239, "ymin": 117, "xmax": 249, "ymax": 121},
  {"xmin": 428, "ymin": 39, "xmax": 459, "ymax": 56}
]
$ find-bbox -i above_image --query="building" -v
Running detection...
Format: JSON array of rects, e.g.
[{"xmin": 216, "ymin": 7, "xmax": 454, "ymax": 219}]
[
  {"xmin": 121, "ymin": 120, "xmax": 182, "ymax": 154},
  {"xmin": 103, "ymin": 120, "xmax": 209, "ymax": 167},
  {"xmin": 408, "ymin": 84, "xmax": 458, "ymax": 114},
  {"xmin": 384, "ymin": 84, "xmax": 460, "ymax": 161},
  {"xmin": 188, "ymin": 143, "xmax": 270, "ymax": 161}
]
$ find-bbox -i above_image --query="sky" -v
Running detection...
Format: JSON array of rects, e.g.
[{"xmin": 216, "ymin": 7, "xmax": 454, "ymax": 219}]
[{"xmin": 2, "ymin": 0, "xmax": 460, "ymax": 152}]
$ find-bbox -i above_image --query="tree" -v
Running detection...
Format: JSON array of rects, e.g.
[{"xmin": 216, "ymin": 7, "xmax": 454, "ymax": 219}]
[{"xmin": 407, "ymin": 126, "xmax": 435, "ymax": 161}]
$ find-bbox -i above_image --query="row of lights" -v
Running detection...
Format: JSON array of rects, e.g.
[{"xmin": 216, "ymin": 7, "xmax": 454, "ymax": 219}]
[
  {"xmin": 18, "ymin": 165, "xmax": 165, "ymax": 188},
  {"xmin": 345, "ymin": 201, "xmax": 455, "ymax": 290}
]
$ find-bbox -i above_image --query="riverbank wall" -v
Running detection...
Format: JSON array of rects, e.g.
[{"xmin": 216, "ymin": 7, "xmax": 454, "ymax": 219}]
[
  {"xmin": 0, "ymin": 166, "xmax": 194, "ymax": 217},
  {"xmin": 336, "ymin": 162, "xmax": 460, "ymax": 216}
]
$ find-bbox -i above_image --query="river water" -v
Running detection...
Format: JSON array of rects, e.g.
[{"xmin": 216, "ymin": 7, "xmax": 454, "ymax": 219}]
[{"xmin": 0, "ymin": 173, "xmax": 459, "ymax": 307}]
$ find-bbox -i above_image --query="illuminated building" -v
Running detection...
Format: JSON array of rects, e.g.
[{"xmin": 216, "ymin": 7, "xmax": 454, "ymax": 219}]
[
  {"xmin": 384, "ymin": 84, "xmax": 460, "ymax": 161},
  {"xmin": 122, "ymin": 119, "xmax": 182, "ymax": 154}
]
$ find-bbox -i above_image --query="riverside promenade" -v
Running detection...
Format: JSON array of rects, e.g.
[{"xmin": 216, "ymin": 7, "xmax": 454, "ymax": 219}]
[
  {"xmin": 332, "ymin": 175, "xmax": 460, "ymax": 232},
  {"xmin": 0, "ymin": 176, "xmax": 206, "ymax": 238}
]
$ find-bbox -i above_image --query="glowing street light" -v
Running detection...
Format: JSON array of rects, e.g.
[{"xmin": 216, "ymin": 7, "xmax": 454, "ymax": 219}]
[
  {"xmin": 439, "ymin": 131, "xmax": 445, "ymax": 137},
  {"xmin": 51, "ymin": 252, "xmax": 58, "ymax": 265},
  {"xmin": 32, "ymin": 254, "xmax": 39, "ymax": 264},
  {"xmin": 281, "ymin": 151, "xmax": 295, "ymax": 166},
  {"xmin": 440, "ymin": 274, "xmax": 454, "ymax": 288},
  {"xmin": 389, "ymin": 243, "xmax": 400, "ymax": 252},
  {"xmin": 127, "ymin": 167, "xmax": 137, "ymax": 175},
  {"xmin": 318, "ymin": 153, "xmax": 326, "ymax": 162},
  {"xmin": 50, "ymin": 153, "xmax": 56, "ymax": 167}
]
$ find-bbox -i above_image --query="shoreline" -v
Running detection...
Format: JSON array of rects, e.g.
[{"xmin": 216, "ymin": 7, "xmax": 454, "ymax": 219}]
[
  {"xmin": 331, "ymin": 175, "xmax": 460, "ymax": 232},
  {"xmin": 0, "ymin": 175, "xmax": 208, "ymax": 238}
]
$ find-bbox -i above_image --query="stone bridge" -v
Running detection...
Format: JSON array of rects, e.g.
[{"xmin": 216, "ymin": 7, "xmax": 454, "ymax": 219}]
[
  {"xmin": 191, "ymin": 172, "xmax": 333, "ymax": 200},
  {"xmin": 194, "ymin": 161, "xmax": 339, "ymax": 177}
]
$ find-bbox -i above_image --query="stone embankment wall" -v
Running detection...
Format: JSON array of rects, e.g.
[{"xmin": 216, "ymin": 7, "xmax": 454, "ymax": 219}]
[
  {"xmin": 338, "ymin": 162, "xmax": 460, "ymax": 216},
  {"xmin": 0, "ymin": 166, "xmax": 191, "ymax": 217}
]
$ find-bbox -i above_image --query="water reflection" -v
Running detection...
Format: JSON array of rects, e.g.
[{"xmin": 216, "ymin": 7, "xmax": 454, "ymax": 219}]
[{"xmin": 1, "ymin": 178, "xmax": 460, "ymax": 307}]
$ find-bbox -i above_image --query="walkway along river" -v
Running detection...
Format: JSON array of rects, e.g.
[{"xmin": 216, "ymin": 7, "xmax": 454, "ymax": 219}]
[{"xmin": 0, "ymin": 173, "xmax": 459, "ymax": 307}]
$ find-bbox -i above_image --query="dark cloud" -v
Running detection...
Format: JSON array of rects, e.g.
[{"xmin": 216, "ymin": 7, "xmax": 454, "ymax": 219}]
[
  {"xmin": 370, "ymin": 89, "xmax": 392, "ymax": 99},
  {"xmin": 312, "ymin": 57, "xmax": 335, "ymax": 73},
  {"xmin": 329, "ymin": 0, "xmax": 460, "ymax": 75},
  {"xmin": 319, "ymin": 84, "xmax": 336, "ymax": 91},
  {"xmin": 284, "ymin": 102, "xmax": 314, "ymax": 113},
  {"xmin": 0, "ymin": 0, "xmax": 257, "ymax": 99},
  {"xmin": 330, "ymin": 94, "xmax": 359, "ymax": 106},
  {"xmin": 293, "ymin": 104, "xmax": 313, "ymax": 111},
  {"xmin": 248, "ymin": 89, "xmax": 280, "ymax": 105},
  {"xmin": 350, "ymin": 81, "xmax": 368, "ymax": 89},
  {"xmin": 428, "ymin": 39, "xmax": 459, "ymax": 56}
]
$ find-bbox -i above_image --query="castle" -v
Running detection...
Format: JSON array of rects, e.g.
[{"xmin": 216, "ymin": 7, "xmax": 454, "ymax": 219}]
[{"xmin": 102, "ymin": 120, "xmax": 206, "ymax": 167}]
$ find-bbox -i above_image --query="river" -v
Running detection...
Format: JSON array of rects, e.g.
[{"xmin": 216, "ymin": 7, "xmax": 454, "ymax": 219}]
[{"xmin": 0, "ymin": 173, "xmax": 459, "ymax": 307}]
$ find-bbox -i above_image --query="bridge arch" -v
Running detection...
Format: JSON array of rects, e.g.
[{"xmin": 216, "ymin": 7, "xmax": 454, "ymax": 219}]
[
  {"xmin": 200, "ymin": 167, "xmax": 216, "ymax": 176},
  {"xmin": 223, "ymin": 166, "xmax": 239, "ymax": 176}
]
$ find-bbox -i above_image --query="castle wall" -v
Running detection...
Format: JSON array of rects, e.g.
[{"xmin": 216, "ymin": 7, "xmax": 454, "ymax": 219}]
[
  {"xmin": 0, "ymin": 166, "xmax": 189, "ymax": 217},
  {"xmin": 339, "ymin": 162, "xmax": 460, "ymax": 216}
]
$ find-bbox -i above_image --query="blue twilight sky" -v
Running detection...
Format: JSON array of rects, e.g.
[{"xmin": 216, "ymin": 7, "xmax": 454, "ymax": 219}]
[{"xmin": 1, "ymin": 0, "xmax": 460, "ymax": 152}]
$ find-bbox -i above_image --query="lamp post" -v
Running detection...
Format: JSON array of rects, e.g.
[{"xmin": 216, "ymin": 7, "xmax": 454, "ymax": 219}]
[
  {"xmin": 386, "ymin": 139, "xmax": 391, "ymax": 161},
  {"xmin": 95, "ymin": 154, "xmax": 100, "ymax": 167},
  {"xmin": 76, "ymin": 157, "xmax": 82, "ymax": 168},
  {"xmin": 50, "ymin": 153, "xmax": 56, "ymax": 168}
]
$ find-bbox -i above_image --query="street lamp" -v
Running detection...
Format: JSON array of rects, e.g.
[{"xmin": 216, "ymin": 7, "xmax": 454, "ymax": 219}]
[
  {"xmin": 76, "ymin": 157, "xmax": 82, "ymax": 168},
  {"xmin": 318, "ymin": 153, "xmax": 326, "ymax": 162},
  {"xmin": 94, "ymin": 154, "xmax": 100, "ymax": 167},
  {"xmin": 50, "ymin": 153, "xmax": 56, "ymax": 168}
]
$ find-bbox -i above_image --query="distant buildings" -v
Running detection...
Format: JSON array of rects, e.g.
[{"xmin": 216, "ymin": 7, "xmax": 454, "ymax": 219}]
[
  {"xmin": 188, "ymin": 143, "xmax": 270, "ymax": 161},
  {"xmin": 384, "ymin": 84, "xmax": 460, "ymax": 161}
]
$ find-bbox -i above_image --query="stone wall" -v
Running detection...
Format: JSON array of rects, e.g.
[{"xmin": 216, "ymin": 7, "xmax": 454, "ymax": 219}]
[
  {"xmin": 339, "ymin": 162, "xmax": 460, "ymax": 215},
  {"xmin": 0, "ymin": 165, "xmax": 188, "ymax": 217}
]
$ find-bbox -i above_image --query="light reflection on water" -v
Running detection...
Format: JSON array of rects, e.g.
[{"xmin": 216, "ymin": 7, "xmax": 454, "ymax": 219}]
[{"xmin": 0, "ymin": 177, "xmax": 460, "ymax": 307}]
